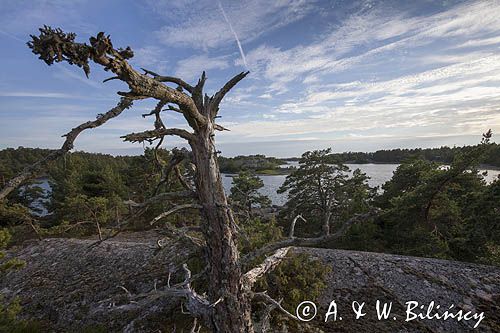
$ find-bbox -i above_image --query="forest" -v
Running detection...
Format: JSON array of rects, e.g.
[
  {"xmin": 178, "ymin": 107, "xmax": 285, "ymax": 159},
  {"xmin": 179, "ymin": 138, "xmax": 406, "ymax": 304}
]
[
  {"xmin": 285, "ymin": 143, "xmax": 500, "ymax": 167},
  {"xmin": 0, "ymin": 21, "xmax": 499, "ymax": 332},
  {"xmin": 2, "ymin": 136, "xmax": 499, "ymax": 266}
]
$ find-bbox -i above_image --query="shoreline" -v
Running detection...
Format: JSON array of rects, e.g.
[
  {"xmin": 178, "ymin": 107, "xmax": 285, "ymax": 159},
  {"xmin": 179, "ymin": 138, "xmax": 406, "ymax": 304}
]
[{"xmin": 222, "ymin": 162, "xmax": 500, "ymax": 176}]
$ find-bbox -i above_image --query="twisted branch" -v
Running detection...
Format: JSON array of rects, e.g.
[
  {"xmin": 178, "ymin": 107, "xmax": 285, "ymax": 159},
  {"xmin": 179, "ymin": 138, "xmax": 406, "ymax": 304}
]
[
  {"xmin": 243, "ymin": 210, "xmax": 378, "ymax": 265},
  {"xmin": 0, "ymin": 98, "xmax": 133, "ymax": 200},
  {"xmin": 121, "ymin": 128, "xmax": 196, "ymax": 143}
]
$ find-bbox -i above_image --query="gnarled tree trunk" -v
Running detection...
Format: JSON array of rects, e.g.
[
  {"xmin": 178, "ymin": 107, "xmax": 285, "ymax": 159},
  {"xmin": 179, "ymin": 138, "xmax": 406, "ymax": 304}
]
[
  {"xmin": 3, "ymin": 26, "xmax": 364, "ymax": 332},
  {"xmin": 190, "ymin": 122, "xmax": 253, "ymax": 332}
]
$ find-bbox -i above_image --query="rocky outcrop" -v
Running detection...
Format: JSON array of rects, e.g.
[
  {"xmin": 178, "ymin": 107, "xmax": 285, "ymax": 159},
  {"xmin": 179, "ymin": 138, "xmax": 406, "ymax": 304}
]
[
  {"xmin": 296, "ymin": 247, "xmax": 499, "ymax": 332},
  {"xmin": 1, "ymin": 233, "xmax": 499, "ymax": 332},
  {"xmin": 1, "ymin": 232, "xmax": 197, "ymax": 332}
]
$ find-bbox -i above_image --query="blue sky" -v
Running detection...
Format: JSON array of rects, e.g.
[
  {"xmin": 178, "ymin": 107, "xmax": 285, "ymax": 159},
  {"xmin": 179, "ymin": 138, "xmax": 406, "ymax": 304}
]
[{"xmin": 0, "ymin": 0, "xmax": 499, "ymax": 157}]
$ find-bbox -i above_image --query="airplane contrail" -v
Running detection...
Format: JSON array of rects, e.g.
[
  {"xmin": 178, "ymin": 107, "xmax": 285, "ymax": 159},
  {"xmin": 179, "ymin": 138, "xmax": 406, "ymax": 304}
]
[
  {"xmin": 0, "ymin": 30, "xmax": 25, "ymax": 43},
  {"xmin": 217, "ymin": 1, "xmax": 248, "ymax": 70}
]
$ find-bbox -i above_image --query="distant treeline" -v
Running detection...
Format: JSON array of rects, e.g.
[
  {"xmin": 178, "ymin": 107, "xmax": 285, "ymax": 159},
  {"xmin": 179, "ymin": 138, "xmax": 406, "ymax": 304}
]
[
  {"xmin": 285, "ymin": 144, "xmax": 500, "ymax": 167},
  {"xmin": 2, "ymin": 144, "xmax": 499, "ymax": 182},
  {"xmin": 1, "ymin": 145, "xmax": 499, "ymax": 266},
  {"xmin": 0, "ymin": 147, "xmax": 140, "ymax": 186},
  {"xmin": 218, "ymin": 155, "xmax": 286, "ymax": 174}
]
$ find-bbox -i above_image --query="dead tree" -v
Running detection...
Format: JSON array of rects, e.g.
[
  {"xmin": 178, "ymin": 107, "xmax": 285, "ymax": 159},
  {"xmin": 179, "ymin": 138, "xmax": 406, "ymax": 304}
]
[{"xmin": 0, "ymin": 26, "xmax": 376, "ymax": 332}]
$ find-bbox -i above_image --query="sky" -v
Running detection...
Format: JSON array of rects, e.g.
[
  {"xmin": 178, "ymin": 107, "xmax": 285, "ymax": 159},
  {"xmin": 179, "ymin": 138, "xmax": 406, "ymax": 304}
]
[{"xmin": 0, "ymin": 0, "xmax": 499, "ymax": 157}]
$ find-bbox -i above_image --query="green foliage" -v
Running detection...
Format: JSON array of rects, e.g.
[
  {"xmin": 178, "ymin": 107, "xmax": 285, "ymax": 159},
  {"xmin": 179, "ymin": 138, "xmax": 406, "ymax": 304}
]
[
  {"xmin": 0, "ymin": 147, "xmax": 200, "ymax": 239},
  {"xmin": 0, "ymin": 229, "xmax": 25, "ymax": 271},
  {"xmin": 0, "ymin": 202, "xmax": 31, "ymax": 227},
  {"xmin": 0, "ymin": 147, "xmax": 53, "ymax": 183},
  {"xmin": 372, "ymin": 134, "xmax": 499, "ymax": 263},
  {"xmin": 239, "ymin": 217, "xmax": 283, "ymax": 254},
  {"xmin": 334, "ymin": 218, "xmax": 384, "ymax": 252},
  {"xmin": 279, "ymin": 149, "xmax": 375, "ymax": 237},
  {"xmin": 57, "ymin": 194, "xmax": 122, "ymax": 236},
  {"xmin": 218, "ymin": 155, "xmax": 285, "ymax": 173},
  {"xmin": 321, "ymin": 142, "xmax": 500, "ymax": 167},
  {"xmin": 78, "ymin": 324, "xmax": 108, "ymax": 333},
  {"xmin": 256, "ymin": 253, "xmax": 330, "ymax": 313},
  {"xmin": 1, "ymin": 139, "xmax": 498, "ymax": 266},
  {"xmin": 229, "ymin": 171, "xmax": 271, "ymax": 217},
  {"xmin": 0, "ymin": 296, "xmax": 44, "ymax": 333}
]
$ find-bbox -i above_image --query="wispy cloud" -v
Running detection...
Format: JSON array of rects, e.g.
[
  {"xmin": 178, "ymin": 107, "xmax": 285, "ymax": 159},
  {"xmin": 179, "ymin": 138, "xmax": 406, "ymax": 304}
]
[
  {"xmin": 2, "ymin": 0, "xmax": 499, "ymax": 156},
  {"xmin": 0, "ymin": 29, "xmax": 25, "ymax": 43},
  {"xmin": 131, "ymin": 46, "xmax": 169, "ymax": 74},
  {"xmin": 0, "ymin": 0, "xmax": 94, "ymax": 35},
  {"xmin": 0, "ymin": 91, "xmax": 75, "ymax": 98},
  {"xmin": 53, "ymin": 67, "xmax": 103, "ymax": 89},
  {"xmin": 240, "ymin": 1, "xmax": 500, "ymax": 91},
  {"xmin": 175, "ymin": 54, "xmax": 230, "ymax": 81},
  {"xmin": 152, "ymin": 0, "xmax": 315, "ymax": 50},
  {"xmin": 217, "ymin": 0, "xmax": 248, "ymax": 69},
  {"xmin": 221, "ymin": 47, "xmax": 500, "ymax": 141}
]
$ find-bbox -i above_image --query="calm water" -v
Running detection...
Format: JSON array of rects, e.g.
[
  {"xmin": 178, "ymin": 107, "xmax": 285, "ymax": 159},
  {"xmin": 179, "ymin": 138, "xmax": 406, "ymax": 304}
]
[
  {"xmin": 21, "ymin": 179, "xmax": 52, "ymax": 216},
  {"xmin": 30, "ymin": 163, "xmax": 500, "ymax": 210},
  {"xmin": 223, "ymin": 163, "xmax": 500, "ymax": 206}
]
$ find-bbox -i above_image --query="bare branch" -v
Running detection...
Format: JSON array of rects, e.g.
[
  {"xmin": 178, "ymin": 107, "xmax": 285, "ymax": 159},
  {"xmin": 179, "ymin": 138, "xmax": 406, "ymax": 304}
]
[
  {"xmin": 289, "ymin": 214, "xmax": 306, "ymax": 238},
  {"xmin": 142, "ymin": 67, "xmax": 195, "ymax": 93},
  {"xmin": 28, "ymin": 27, "xmax": 207, "ymax": 129},
  {"xmin": 121, "ymin": 127, "xmax": 195, "ymax": 143},
  {"xmin": 124, "ymin": 190, "xmax": 196, "ymax": 208},
  {"xmin": 26, "ymin": 218, "xmax": 43, "ymax": 241},
  {"xmin": 251, "ymin": 291, "xmax": 298, "ymax": 321},
  {"xmin": 242, "ymin": 247, "xmax": 290, "ymax": 289},
  {"xmin": 190, "ymin": 318, "xmax": 199, "ymax": 333},
  {"xmin": 159, "ymin": 224, "xmax": 205, "ymax": 250},
  {"xmin": 103, "ymin": 76, "xmax": 120, "ymax": 83},
  {"xmin": 175, "ymin": 165, "xmax": 194, "ymax": 191},
  {"xmin": 153, "ymin": 148, "xmax": 191, "ymax": 195},
  {"xmin": 164, "ymin": 105, "xmax": 182, "ymax": 114},
  {"xmin": 0, "ymin": 97, "xmax": 133, "ymax": 200},
  {"xmin": 192, "ymin": 71, "xmax": 207, "ymax": 110},
  {"xmin": 87, "ymin": 206, "xmax": 149, "ymax": 249},
  {"xmin": 243, "ymin": 210, "xmax": 378, "ymax": 264},
  {"xmin": 258, "ymin": 300, "xmax": 277, "ymax": 333},
  {"xmin": 127, "ymin": 264, "xmax": 211, "ymax": 324},
  {"xmin": 140, "ymin": 67, "xmax": 160, "ymax": 77},
  {"xmin": 141, "ymin": 100, "xmax": 167, "ymax": 123},
  {"xmin": 150, "ymin": 204, "xmax": 202, "ymax": 225},
  {"xmin": 214, "ymin": 124, "xmax": 230, "ymax": 131},
  {"xmin": 210, "ymin": 71, "xmax": 250, "ymax": 117}
]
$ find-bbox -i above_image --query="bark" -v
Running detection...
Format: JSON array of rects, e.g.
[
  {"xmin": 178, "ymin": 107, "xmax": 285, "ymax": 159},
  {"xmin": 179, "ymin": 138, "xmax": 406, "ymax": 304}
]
[
  {"xmin": 243, "ymin": 210, "xmax": 378, "ymax": 265},
  {"xmin": 10, "ymin": 27, "xmax": 255, "ymax": 332},
  {"xmin": 190, "ymin": 122, "xmax": 253, "ymax": 332},
  {"xmin": 0, "ymin": 97, "xmax": 132, "ymax": 200}
]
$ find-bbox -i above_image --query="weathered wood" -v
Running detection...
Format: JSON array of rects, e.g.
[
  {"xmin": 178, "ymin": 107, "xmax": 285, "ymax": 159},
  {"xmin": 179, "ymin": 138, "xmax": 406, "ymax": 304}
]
[
  {"xmin": 10, "ymin": 27, "xmax": 254, "ymax": 333},
  {"xmin": 3, "ymin": 236, "xmax": 499, "ymax": 332},
  {"xmin": 189, "ymin": 121, "xmax": 253, "ymax": 332},
  {"xmin": 150, "ymin": 204, "xmax": 203, "ymax": 225},
  {"xmin": 289, "ymin": 214, "xmax": 306, "ymax": 238},
  {"xmin": 0, "ymin": 97, "xmax": 133, "ymax": 200},
  {"xmin": 242, "ymin": 247, "xmax": 291, "ymax": 289},
  {"xmin": 243, "ymin": 211, "xmax": 378, "ymax": 265}
]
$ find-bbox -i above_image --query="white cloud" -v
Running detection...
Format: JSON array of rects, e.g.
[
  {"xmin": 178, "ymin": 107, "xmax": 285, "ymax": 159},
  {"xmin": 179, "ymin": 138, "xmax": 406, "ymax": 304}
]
[
  {"xmin": 132, "ymin": 46, "xmax": 169, "ymax": 74},
  {"xmin": 175, "ymin": 54, "xmax": 230, "ymax": 81},
  {"xmin": 152, "ymin": 0, "xmax": 316, "ymax": 50},
  {"xmin": 221, "ymin": 52, "xmax": 500, "ymax": 141},
  {"xmin": 240, "ymin": 0, "xmax": 500, "ymax": 90}
]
